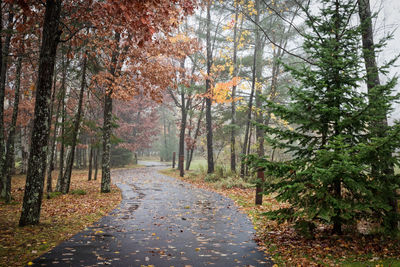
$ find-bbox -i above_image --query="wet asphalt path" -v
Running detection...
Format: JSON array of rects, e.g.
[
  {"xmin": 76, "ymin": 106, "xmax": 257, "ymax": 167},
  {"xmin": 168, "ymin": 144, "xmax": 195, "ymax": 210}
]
[{"xmin": 32, "ymin": 162, "xmax": 272, "ymax": 266}]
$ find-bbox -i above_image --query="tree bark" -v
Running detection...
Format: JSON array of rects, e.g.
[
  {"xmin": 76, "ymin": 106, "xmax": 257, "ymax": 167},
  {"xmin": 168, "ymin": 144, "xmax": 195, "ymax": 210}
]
[
  {"xmin": 178, "ymin": 59, "xmax": 188, "ymax": 177},
  {"xmin": 101, "ymin": 32, "xmax": 120, "ymax": 193},
  {"xmin": 230, "ymin": 5, "xmax": 239, "ymax": 173},
  {"xmin": 253, "ymin": 0, "xmax": 265, "ymax": 205},
  {"xmin": 241, "ymin": 1, "xmax": 262, "ymax": 178},
  {"xmin": 19, "ymin": 0, "xmax": 62, "ymax": 226},
  {"xmin": 0, "ymin": 7, "xmax": 14, "ymax": 198},
  {"xmin": 205, "ymin": 1, "xmax": 214, "ymax": 174},
  {"xmin": 358, "ymin": 0, "xmax": 397, "ymax": 231},
  {"xmin": 88, "ymin": 145, "xmax": 93, "ymax": 181},
  {"xmin": 56, "ymin": 100, "xmax": 65, "ymax": 191},
  {"xmin": 94, "ymin": 148, "xmax": 99, "ymax": 180},
  {"xmin": 4, "ymin": 52, "xmax": 22, "ymax": 203},
  {"xmin": 61, "ymin": 51, "xmax": 87, "ymax": 194},
  {"xmin": 186, "ymin": 100, "xmax": 205, "ymax": 171},
  {"xmin": 45, "ymin": 55, "xmax": 60, "ymax": 196}
]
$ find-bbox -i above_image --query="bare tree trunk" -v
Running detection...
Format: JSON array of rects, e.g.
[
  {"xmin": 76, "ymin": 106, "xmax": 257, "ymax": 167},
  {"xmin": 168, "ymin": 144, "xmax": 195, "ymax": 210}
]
[
  {"xmin": 186, "ymin": 101, "xmax": 205, "ymax": 171},
  {"xmin": 61, "ymin": 51, "xmax": 87, "ymax": 194},
  {"xmin": 178, "ymin": 60, "xmax": 188, "ymax": 177},
  {"xmin": 45, "ymin": 55, "xmax": 60, "ymax": 196},
  {"xmin": 0, "ymin": 7, "xmax": 14, "ymax": 198},
  {"xmin": 88, "ymin": 145, "xmax": 93, "ymax": 181},
  {"xmin": 241, "ymin": 3, "xmax": 262, "ymax": 178},
  {"xmin": 56, "ymin": 101, "xmax": 65, "ymax": 191},
  {"xmin": 253, "ymin": 0, "xmax": 265, "ymax": 205},
  {"xmin": 55, "ymin": 46, "xmax": 70, "ymax": 192},
  {"xmin": 94, "ymin": 148, "xmax": 99, "ymax": 180},
  {"xmin": 101, "ymin": 32, "xmax": 120, "ymax": 193},
  {"xmin": 230, "ymin": 5, "xmax": 239, "ymax": 173},
  {"xmin": 205, "ymin": 2, "xmax": 214, "ymax": 174},
  {"xmin": 358, "ymin": 0, "xmax": 397, "ymax": 231},
  {"xmin": 19, "ymin": 0, "xmax": 62, "ymax": 226},
  {"xmin": 4, "ymin": 51, "xmax": 22, "ymax": 203}
]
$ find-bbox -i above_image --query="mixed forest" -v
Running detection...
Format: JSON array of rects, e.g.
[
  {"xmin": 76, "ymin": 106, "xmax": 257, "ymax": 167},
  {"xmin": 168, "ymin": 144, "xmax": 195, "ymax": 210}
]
[{"xmin": 0, "ymin": 0, "xmax": 400, "ymax": 265}]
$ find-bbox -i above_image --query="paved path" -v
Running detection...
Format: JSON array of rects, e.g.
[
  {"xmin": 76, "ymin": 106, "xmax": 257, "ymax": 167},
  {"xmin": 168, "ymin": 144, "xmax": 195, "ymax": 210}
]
[{"xmin": 32, "ymin": 163, "xmax": 272, "ymax": 266}]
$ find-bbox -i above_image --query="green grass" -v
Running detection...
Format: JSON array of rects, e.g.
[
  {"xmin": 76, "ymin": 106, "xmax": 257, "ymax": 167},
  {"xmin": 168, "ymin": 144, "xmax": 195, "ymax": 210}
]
[
  {"xmin": 342, "ymin": 258, "xmax": 400, "ymax": 266},
  {"xmin": 70, "ymin": 189, "xmax": 87, "ymax": 195},
  {"xmin": 188, "ymin": 159, "xmax": 207, "ymax": 171}
]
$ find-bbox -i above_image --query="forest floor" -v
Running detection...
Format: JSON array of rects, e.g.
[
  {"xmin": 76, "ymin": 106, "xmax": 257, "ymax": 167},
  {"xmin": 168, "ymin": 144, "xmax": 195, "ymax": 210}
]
[
  {"xmin": 161, "ymin": 168, "xmax": 400, "ymax": 267},
  {"xmin": 0, "ymin": 170, "xmax": 121, "ymax": 267}
]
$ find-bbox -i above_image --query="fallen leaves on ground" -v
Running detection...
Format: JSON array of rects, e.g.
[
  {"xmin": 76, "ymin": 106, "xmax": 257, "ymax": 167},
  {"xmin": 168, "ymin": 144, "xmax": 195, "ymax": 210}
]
[
  {"xmin": 0, "ymin": 170, "xmax": 121, "ymax": 267},
  {"xmin": 161, "ymin": 169, "xmax": 400, "ymax": 266}
]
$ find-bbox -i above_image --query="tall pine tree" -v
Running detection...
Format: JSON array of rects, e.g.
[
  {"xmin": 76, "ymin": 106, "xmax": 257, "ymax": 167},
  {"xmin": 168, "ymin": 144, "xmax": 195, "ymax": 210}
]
[{"xmin": 251, "ymin": 0, "xmax": 399, "ymax": 234}]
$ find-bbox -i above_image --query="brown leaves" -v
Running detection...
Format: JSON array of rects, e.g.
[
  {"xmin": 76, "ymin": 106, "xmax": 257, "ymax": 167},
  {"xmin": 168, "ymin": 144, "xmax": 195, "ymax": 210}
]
[
  {"xmin": 161, "ymin": 169, "xmax": 400, "ymax": 266},
  {"xmin": 0, "ymin": 171, "xmax": 121, "ymax": 267}
]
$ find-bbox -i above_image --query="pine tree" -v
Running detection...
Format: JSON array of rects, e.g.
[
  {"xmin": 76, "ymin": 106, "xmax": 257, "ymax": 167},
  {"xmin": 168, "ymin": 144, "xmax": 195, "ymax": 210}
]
[{"xmin": 251, "ymin": 0, "xmax": 399, "ymax": 234}]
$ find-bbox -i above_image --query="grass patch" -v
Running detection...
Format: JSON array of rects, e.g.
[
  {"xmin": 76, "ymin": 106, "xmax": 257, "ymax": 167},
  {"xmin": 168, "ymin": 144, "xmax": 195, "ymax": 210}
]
[
  {"xmin": 0, "ymin": 169, "xmax": 122, "ymax": 267},
  {"xmin": 70, "ymin": 189, "xmax": 87, "ymax": 195},
  {"xmin": 47, "ymin": 191, "xmax": 62, "ymax": 199},
  {"xmin": 160, "ymin": 168, "xmax": 400, "ymax": 266}
]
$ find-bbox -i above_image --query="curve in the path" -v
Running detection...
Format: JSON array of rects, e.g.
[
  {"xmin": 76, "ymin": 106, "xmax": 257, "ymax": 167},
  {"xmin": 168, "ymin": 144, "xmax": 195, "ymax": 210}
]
[{"xmin": 32, "ymin": 165, "xmax": 273, "ymax": 267}]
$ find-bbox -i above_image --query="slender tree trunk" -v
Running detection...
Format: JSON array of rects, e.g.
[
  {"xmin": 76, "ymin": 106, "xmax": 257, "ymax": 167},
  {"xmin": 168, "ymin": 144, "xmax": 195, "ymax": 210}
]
[
  {"xmin": 82, "ymin": 142, "xmax": 87, "ymax": 169},
  {"xmin": 0, "ymin": 7, "xmax": 14, "ymax": 198},
  {"xmin": 54, "ymin": 47, "xmax": 69, "ymax": 191},
  {"xmin": 61, "ymin": 51, "xmax": 87, "ymax": 194},
  {"xmin": 162, "ymin": 108, "xmax": 168, "ymax": 162},
  {"xmin": 178, "ymin": 60, "xmax": 188, "ymax": 177},
  {"xmin": 88, "ymin": 146, "xmax": 93, "ymax": 181},
  {"xmin": 205, "ymin": 2, "xmax": 214, "ymax": 174},
  {"xmin": 101, "ymin": 32, "xmax": 120, "ymax": 193},
  {"xmin": 56, "ymin": 101, "xmax": 65, "ymax": 191},
  {"xmin": 187, "ymin": 101, "xmax": 205, "ymax": 171},
  {"xmin": 178, "ymin": 103, "xmax": 187, "ymax": 177},
  {"xmin": 253, "ymin": 0, "xmax": 265, "ymax": 205},
  {"xmin": 230, "ymin": 5, "xmax": 239, "ymax": 173},
  {"xmin": 358, "ymin": 0, "xmax": 397, "ymax": 231},
  {"xmin": 241, "ymin": 4, "xmax": 261, "ymax": 178},
  {"xmin": 45, "ymin": 56, "xmax": 60, "ymax": 196},
  {"xmin": 19, "ymin": 0, "xmax": 62, "ymax": 226},
  {"xmin": 94, "ymin": 148, "xmax": 99, "ymax": 180},
  {"xmin": 46, "ymin": 103, "xmax": 61, "ymax": 195},
  {"xmin": 4, "ymin": 53, "xmax": 22, "ymax": 203}
]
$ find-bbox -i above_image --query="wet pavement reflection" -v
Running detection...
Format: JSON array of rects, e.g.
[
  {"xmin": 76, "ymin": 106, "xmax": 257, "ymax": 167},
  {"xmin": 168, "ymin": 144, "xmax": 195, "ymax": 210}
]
[{"xmin": 32, "ymin": 163, "xmax": 272, "ymax": 266}]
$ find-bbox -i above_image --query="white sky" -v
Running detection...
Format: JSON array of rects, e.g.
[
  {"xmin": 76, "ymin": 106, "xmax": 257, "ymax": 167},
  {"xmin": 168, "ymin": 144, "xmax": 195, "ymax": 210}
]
[{"xmin": 374, "ymin": 0, "xmax": 400, "ymax": 121}]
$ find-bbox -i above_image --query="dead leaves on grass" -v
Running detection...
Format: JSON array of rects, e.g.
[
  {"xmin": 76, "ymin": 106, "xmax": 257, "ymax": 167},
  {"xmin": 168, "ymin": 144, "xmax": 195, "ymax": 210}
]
[
  {"xmin": 0, "ymin": 170, "xmax": 121, "ymax": 267},
  {"xmin": 162, "ymin": 169, "xmax": 400, "ymax": 266}
]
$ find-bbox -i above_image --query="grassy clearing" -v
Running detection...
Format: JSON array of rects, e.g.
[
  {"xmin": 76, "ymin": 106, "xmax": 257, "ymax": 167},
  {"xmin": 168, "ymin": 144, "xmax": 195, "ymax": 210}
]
[
  {"xmin": 188, "ymin": 159, "xmax": 207, "ymax": 171},
  {"xmin": 0, "ymin": 170, "xmax": 122, "ymax": 267},
  {"xmin": 161, "ymin": 168, "xmax": 400, "ymax": 266}
]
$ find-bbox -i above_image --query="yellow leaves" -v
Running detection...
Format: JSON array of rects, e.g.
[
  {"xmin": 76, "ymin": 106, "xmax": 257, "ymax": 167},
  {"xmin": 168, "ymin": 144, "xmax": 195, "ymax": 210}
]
[
  {"xmin": 229, "ymin": 66, "xmax": 234, "ymax": 76},
  {"xmin": 169, "ymin": 33, "xmax": 191, "ymax": 44},
  {"xmin": 212, "ymin": 77, "xmax": 241, "ymax": 104},
  {"xmin": 211, "ymin": 64, "xmax": 225, "ymax": 74}
]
